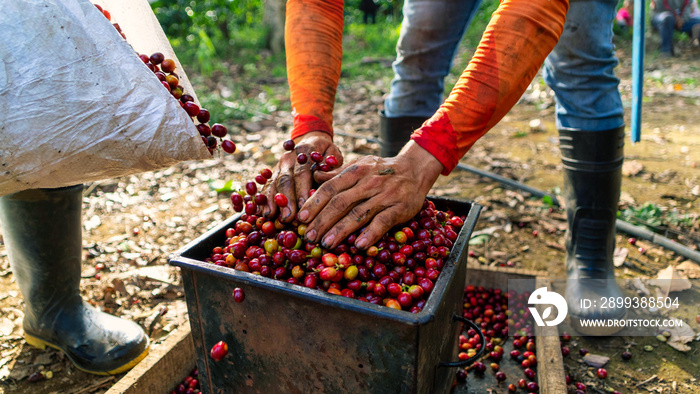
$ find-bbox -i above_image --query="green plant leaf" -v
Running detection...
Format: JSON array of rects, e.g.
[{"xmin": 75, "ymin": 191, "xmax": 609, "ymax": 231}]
[
  {"xmin": 210, "ymin": 179, "xmax": 235, "ymax": 194},
  {"xmin": 542, "ymin": 195, "xmax": 554, "ymax": 207},
  {"xmin": 469, "ymin": 234, "xmax": 490, "ymax": 246}
]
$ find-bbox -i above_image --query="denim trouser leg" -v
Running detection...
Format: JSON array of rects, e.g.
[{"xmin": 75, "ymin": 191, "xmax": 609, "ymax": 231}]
[
  {"xmin": 652, "ymin": 12, "xmax": 676, "ymax": 54},
  {"xmin": 383, "ymin": 0, "xmax": 482, "ymax": 118},
  {"xmin": 681, "ymin": 18, "xmax": 700, "ymax": 35},
  {"xmin": 543, "ymin": 0, "xmax": 625, "ymax": 131}
]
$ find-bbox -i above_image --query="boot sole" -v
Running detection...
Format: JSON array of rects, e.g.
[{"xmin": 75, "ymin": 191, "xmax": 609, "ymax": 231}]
[
  {"xmin": 568, "ymin": 309, "xmax": 628, "ymax": 336},
  {"xmin": 25, "ymin": 333, "xmax": 150, "ymax": 375}
]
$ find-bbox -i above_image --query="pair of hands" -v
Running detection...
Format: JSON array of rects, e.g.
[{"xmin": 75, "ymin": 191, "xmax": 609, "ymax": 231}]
[
  {"xmin": 261, "ymin": 132, "xmax": 444, "ymax": 251},
  {"xmin": 675, "ymin": 15, "xmax": 685, "ymax": 30}
]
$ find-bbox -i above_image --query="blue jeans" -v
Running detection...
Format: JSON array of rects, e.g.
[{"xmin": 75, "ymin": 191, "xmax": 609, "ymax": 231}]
[
  {"xmin": 384, "ymin": 0, "xmax": 625, "ymax": 132},
  {"xmin": 652, "ymin": 12, "xmax": 700, "ymax": 54}
]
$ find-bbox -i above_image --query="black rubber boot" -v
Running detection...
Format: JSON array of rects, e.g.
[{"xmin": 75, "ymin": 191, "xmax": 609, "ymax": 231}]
[
  {"xmin": 379, "ymin": 110, "xmax": 429, "ymax": 157},
  {"xmin": 559, "ymin": 127, "xmax": 627, "ymax": 335},
  {"xmin": 0, "ymin": 185, "xmax": 149, "ymax": 375}
]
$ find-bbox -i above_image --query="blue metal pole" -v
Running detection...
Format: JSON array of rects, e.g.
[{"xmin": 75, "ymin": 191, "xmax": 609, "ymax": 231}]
[{"xmin": 631, "ymin": 0, "xmax": 645, "ymax": 143}]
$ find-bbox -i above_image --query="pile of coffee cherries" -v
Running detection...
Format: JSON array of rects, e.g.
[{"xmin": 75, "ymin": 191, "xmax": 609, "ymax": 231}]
[
  {"xmin": 205, "ymin": 200, "xmax": 464, "ymax": 312},
  {"xmin": 95, "ymin": 4, "xmax": 235, "ymax": 155},
  {"xmin": 454, "ymin": 287, "xmax": 541, "ymax": 392},
  {"xmin": 202, "ymin": 141, "xmax": 466, "ymax": 313},
  {"xmin": 455, "ymin": 286, "xmax": 623, "ymax": 393}
]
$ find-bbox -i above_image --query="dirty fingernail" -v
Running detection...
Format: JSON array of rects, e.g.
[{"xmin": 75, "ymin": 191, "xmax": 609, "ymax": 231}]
[
  {"xmin": 298, "ymin": 210, "xmax": 309, "ymax": 222},
  {"xmin": 356, "ymin": 237, "xmax": 368, "ymax": 250},
  {"xmin": 306, "ymin": 229, "xmax": 317, "ymax": 242},
  {"xmin": 322, "ymin": 233, "xmax": 335, "ymax": 249}
]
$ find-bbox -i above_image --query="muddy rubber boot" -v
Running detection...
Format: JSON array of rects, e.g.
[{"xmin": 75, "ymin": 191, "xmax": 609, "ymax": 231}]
[
  {"xmin": 379, "ymin": 110, "xmax": 429, "ymax": 157},
  {"xmin": 0, "ymin": 185, "xmax": 149, "ymax": 375},
  {"xmin": 559, "ymin": 127, "xmax": 627, "ymax": 335}
]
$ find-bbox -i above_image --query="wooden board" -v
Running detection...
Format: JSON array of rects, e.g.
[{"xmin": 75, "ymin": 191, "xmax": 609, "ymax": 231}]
[{"xmin": 106, "ymin": 325, "xmax": 195, "ymax": 394}]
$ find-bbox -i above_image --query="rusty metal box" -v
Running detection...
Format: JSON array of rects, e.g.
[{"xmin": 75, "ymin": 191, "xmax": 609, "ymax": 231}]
[{"xmin": 169, "ymin": 196, "xmax": 481, "ymax": 394}]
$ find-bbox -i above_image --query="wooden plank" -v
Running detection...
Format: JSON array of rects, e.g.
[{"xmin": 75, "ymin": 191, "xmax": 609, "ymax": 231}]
[
  {"xmin": 535, "ymin": 277, "xmax": 568, "ymax": 394},
  {"xmin": 106, "ymin": 325, "xmax": 195, "ymax": 394}
]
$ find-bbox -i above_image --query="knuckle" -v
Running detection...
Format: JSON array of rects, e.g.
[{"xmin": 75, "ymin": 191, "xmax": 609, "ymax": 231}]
[
  {"xmin": 318, "ymin": 181, "xmax": 336, "ymax": 197},
  {"xmin": 276, "ymin": 174, "xmax": 293, "ymax": 190},
  {"xmin": 328, "ymin": 194, "xmax": 349, "ymax": 212},
  {"xmin": 365, "ymin": 176, "xmax": 384, "ymax": 190},
  {"xmin": 344, "ymin": 164, "xmax": 361, "ymax": 175},
  {"xmin": 293, "ymin": 165, "xmax": 307, "ymax": 176},
  {"xmin": 373, "ymin": 211, "xmax": 397, "ymax": 232},
  {"xmin": 349, "ymin": 205, "xmax": 372, "ymax": 223}
]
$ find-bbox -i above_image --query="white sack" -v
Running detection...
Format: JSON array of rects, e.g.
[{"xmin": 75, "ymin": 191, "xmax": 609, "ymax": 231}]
[{"xmin": 0, "ymin": 0, "xmax": 211, "ymax": 197}]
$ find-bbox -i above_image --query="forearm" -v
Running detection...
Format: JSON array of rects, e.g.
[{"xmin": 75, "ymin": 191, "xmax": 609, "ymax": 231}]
[
  {"xmin": 411, "ymin": 0, "xmax": 569, "ymax": 175},
  {"xmin": 285, "ymin": 0, "xmax": 344, "ymax": 139}
]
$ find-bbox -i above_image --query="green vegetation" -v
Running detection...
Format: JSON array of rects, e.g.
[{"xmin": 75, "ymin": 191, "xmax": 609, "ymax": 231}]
[
  {"xmin": 341, "ymin": 22, "xmax": 400, "ymax": 80},
  {"xmin": 619, "ymin": 203, "xmax": 698, "ymax": 231},
  {"xmin": 153, "ymin": 0, "xmax": 501, "ymax": 78},
  {"xmin": 150, "ymin": 0, "xmax": 503, "ymax": 123},
  {"xmin": 151, "ymin": 0, "xmax": 264, "ymax": 74}
]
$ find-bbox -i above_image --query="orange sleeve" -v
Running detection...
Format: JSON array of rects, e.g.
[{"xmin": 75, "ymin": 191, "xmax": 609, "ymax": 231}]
[
  {"xmin": 285, "ymin": 0, "xmax": 344, "ymax": 140},
  {"xmin": 411, "ymin": 0, "xmax": 569, "ymax": 175}
]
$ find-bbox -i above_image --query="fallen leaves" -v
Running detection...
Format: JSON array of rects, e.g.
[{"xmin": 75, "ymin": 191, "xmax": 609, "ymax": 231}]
[
  {"xmin": 582, "ymin": 354, "xmax": 609, "ymax": 368},
  {"xmin": 675, "ymin": 260, "xmax": 700, "ymax": 278},
  {"xmin": 613, "ymin": 247, "xmax": 629, "ymax": 267},
  {"xmin": 650, "ymin": 265, "xmax": 693, "ymax": 294},
  {"xmin": 0, "ymin": 318, "xmax": 14, "ymax": 337},
  {"xmin": 665, "ymin": 323, "xmax": 696, "ymax": 352},
  {"xmin": 622, "ymin": 160, "xmax": 644, "ymax": 177}
]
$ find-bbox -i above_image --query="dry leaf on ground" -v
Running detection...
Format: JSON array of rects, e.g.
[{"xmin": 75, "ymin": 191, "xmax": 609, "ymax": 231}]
[
  {"xmin": 650, "ymin": 265, "xmax": 692, "ymax": 295},
  {"xmin": 665, "ymin": 322, "xmax": 696, "ymax": 352}
]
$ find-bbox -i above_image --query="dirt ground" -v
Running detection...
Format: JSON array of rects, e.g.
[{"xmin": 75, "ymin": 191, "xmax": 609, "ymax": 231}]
[{"xmin": 1, "ymin": 36, "xmax": 699, "ymax": 393}]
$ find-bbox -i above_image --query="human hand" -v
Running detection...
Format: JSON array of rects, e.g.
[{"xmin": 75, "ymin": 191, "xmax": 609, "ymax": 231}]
[
  {"xmin": 296, "ymin": 141, "xmax": 444, "ymax": 250},
  {"xmin": 675, "ymin": 15, "xmax": 684, "ymax": 30},
  {"xmin": 261, "ymin": 131, "xmax": 343, "ymax": 222}
]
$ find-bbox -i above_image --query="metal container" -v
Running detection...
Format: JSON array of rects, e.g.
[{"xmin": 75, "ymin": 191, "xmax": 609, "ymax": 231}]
[{"xmin": 169, "ymin": 197, "xmax": 481, "ymax": 394}]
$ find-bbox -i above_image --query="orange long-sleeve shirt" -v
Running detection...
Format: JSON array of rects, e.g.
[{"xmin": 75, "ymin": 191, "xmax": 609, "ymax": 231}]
[{"xmin": 286, "ymin": 0, "xmax": 569, "ymax": 175}]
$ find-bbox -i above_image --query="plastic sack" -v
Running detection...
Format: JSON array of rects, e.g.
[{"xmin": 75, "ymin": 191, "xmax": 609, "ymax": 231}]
[{"xmin": 0, "ymin": 0, "xmax": 211, "ymax": 197}]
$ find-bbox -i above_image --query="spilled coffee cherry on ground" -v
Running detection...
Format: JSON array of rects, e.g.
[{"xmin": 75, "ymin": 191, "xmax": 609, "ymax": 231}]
[
  {"xmin": 455, "ymin": 286, "xmax": 541, "ymax": 392},
  {"xmin": 169, "ymin": 367, "xmax": 200, "ymax": 394},
  {"xmin": 454, "ymin": 287, "xmax": 623, "ymax": 393},
  {"xmin": 95, "ymin": 4, "xmax": 236, "ymax": 156}
]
